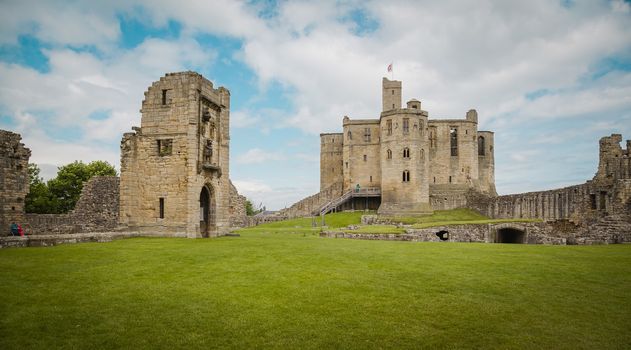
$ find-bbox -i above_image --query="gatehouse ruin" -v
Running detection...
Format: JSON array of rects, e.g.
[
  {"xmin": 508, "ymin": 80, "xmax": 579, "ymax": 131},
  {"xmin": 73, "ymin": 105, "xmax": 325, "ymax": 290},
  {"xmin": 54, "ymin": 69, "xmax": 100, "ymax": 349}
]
[{"xmin": 119, "ymin": 72, "xmax": 236, "ymax": 238}]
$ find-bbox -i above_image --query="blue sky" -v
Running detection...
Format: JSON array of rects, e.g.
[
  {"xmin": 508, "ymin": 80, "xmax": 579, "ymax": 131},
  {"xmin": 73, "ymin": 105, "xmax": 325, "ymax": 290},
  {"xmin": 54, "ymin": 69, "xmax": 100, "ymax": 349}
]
[{"xmin": 1, "ymin": 0, "xmax": 630, "ymax": 210}]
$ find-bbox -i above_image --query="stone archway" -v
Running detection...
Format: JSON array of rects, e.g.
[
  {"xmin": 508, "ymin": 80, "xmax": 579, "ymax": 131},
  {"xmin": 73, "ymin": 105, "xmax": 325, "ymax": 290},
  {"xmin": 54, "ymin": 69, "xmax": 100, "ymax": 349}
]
[
  {"xmin": 199, "ymin": 185, "xmax": 216, "ymax": 238},
  {"xmin": 496, "ymin": 228, "xmax": 525, "ymax": 243}
]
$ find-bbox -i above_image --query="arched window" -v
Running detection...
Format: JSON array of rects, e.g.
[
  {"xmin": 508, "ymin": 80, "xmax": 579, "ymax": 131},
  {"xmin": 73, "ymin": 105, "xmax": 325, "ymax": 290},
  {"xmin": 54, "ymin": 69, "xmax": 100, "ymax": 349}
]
[
  {"xmin": 387, "ymin": 149, "xmax": 392, "ymax": 159},
  {"xmin": 478, "ymin": 136, "xmax": 485, "ymax": 156},
  {"xmin": 347, "ymin": 131, "xmax": 352, "ymax": 140},
  {"xmin": 402, "ymin": 170, "xmax": 410, "ymax": 182},
  {"xmin": 403, "ymin": 147, "xmax": 410, "ymax": 158},
  {"xmin": 420, "ymin": 148, "xmax": 425, "ymax": 160}
]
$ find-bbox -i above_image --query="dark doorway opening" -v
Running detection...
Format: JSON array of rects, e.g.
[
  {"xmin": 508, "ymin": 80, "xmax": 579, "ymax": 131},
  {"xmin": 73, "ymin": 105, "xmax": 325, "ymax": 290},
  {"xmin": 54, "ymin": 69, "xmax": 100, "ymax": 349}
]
[
  {"xmin": 496, "ymin": 228, "xmax": 525, "ymax": 243},
  {"xmin": 200, "ymin": 186, "xmax": 215, "ymax": 238},
  {"xmin": 436, "ymin": 230, "xmax": 449, "ymax": 241}
]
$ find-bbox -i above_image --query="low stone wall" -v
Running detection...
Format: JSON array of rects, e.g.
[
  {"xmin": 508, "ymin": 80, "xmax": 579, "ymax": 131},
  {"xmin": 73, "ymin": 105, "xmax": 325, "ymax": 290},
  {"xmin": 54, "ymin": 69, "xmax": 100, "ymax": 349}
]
[
  {"xmin": 25, "ymin": 176, "xmax": 119, "ymax": 235},
  {"xmin": 323, "ymin": 219, "xmax": 631, "ymax": 245},
  {"xmin": 244, "ymin": 215, "xmax": 288, "ymax": 227},
  {"xmin": 0, "ymin": 232, "xmax": 140, "ymax": 248}
]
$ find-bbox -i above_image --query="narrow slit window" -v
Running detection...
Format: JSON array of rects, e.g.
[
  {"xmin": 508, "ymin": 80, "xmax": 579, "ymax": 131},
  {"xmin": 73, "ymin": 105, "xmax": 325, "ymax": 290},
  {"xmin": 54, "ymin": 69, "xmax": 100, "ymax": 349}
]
[
  {"xmin": 387, "ymin": 149, "xmax": 392, "ymax": 159},
  {"xmin": 403, "ymin": 118, "xmax": 409, "ymax": 133},
  {"xmin": 450, "ymin": 127, "xmax": 458, "ymax": 156},
  {"xmin": 162, "ymin": 89, "xmax": 167, "ymax": 105},
  {"xmin": 159, "ymin": 198, "xmax": 165, "ymax": 219},
  {"xmin": 387, "ymin": 120, "xmax": 392, "ymax": 135},
  {"xmin": 363, "ymin": 154, "xmax": 367, "ymax": 162}
]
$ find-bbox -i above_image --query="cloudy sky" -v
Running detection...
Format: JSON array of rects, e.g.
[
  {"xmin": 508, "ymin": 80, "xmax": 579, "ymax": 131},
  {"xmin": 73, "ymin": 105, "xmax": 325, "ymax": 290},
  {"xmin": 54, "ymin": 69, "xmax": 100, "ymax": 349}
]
[{"xmin": 1, "ymin": 0, "xmax": 630, "ymax": 210}]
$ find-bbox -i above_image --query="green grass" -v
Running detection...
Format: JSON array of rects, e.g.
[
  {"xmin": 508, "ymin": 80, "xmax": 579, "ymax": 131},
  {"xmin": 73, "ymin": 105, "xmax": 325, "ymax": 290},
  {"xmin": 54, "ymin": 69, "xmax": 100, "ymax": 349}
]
[
  {"xmin": 1, "ymin": 234, "xmax": 630, "ymax": 349},
  {"xmin": 237, "ymin": 211, "xmax": 368, "ymax": 234},
  {"xmin": 379, "ymin": 208, "xmax": 542, "ymax": 228}
]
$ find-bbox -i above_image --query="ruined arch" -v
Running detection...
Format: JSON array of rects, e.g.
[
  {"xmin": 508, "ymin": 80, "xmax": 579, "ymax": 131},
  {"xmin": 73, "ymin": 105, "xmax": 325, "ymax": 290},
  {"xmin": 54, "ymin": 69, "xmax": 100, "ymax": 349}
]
[
  {"xmin": 496, "ymin": 227, "xmax": 525, "ymax": 243},
  {"xmin": 199, "ymin": 185, "xmax": 216, "ymax": 238}
]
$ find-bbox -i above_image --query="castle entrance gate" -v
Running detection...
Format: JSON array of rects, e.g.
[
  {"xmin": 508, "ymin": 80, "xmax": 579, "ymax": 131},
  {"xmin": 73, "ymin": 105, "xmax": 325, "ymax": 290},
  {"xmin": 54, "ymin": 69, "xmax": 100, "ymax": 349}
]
[{"xmin": 199, "ymin": 186, "xmax": 216, "ymax": 238}]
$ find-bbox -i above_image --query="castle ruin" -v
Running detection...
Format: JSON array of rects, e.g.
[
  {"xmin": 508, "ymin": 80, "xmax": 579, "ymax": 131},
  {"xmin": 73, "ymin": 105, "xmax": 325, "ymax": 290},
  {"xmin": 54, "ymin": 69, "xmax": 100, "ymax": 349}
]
[
  {"xmin": 284, "ymin": 78, "xmax": 496, "ymax": 217},
  {"xmin": 119, "ymin": 72, "xmax": 234, "ymax": 238}
]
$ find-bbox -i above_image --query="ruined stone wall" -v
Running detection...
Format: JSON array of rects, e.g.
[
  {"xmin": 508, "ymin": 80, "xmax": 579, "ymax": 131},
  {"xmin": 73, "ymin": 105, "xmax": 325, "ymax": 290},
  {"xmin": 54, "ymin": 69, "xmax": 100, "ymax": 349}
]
[
  {"xmin": 277, "ymin": 182, "xmax": 344, "ymax": 218},
  {"xmin": 25, "ymin": 176, "xmax": 119, "ymax": 235},
  {"xmin": 324, "ymin": 219, "xmax": 630, "ymax": 245},
  {"xmin": 477, "ymin": 131, "xmax": 496, "ymax": 195},
  {"xmin": 119, "ymin": 72, "xmax": 232, "ymax": 238},
  {"xmin": 467, "ymin": 134, "xmax": 631, "ymax": 224},
  {"xmin": 0, "ymin": 130, "xmax": 30, "ymax": 234},
  {"xmin": 229, "ymin": 180, "xmax": 247, "ymax": 228},
  {"xmin": 320, "ymin": 133, "xmax": 343, "ymax": 191}
]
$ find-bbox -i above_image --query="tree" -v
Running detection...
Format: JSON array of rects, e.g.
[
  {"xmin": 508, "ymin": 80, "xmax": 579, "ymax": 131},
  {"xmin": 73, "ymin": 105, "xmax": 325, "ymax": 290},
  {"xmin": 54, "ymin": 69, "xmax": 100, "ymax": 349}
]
[
  {"xmin": 26, "ymin": 161, "xmax": 117, "ymax": 214},
  {"xmin": 245, "ymin": 199, "xmax": 256, "ymax": 216},
  {"xmin": 25, "ymin": 164, "xmax": 58, "ymax": 213}
]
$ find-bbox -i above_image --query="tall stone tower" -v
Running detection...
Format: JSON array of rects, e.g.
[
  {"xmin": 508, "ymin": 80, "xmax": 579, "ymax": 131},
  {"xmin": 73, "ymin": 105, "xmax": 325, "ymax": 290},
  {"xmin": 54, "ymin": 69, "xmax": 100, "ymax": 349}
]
[
  {"xmin": 119, "ymin": 72, "xmax": 231, "ymax": 238},
  {"xmin": 378, "ymin": 79, "xmax": 432, "ymax": 215}
]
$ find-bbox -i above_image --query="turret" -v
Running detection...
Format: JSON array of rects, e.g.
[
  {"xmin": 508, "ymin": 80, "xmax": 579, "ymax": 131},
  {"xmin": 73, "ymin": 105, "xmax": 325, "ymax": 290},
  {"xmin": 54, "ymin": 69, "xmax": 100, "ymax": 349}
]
[{"xmin": 382, "ymin": 77, "xmax": 402, "ymax": 111}]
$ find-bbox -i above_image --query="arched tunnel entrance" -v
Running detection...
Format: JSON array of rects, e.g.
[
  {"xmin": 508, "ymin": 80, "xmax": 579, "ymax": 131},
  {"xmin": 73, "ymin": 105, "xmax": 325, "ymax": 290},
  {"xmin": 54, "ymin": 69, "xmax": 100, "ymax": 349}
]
[{"xmin": 496, "ymin": 228, "xmax": 526, "ymax": 244}]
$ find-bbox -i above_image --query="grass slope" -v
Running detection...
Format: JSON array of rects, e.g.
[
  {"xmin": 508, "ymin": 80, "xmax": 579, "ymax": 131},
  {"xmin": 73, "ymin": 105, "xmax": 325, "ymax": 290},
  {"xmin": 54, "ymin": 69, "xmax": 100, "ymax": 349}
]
[{"xmin": 1, "ymin": 233, "xmax": 630, "ymax": 349}]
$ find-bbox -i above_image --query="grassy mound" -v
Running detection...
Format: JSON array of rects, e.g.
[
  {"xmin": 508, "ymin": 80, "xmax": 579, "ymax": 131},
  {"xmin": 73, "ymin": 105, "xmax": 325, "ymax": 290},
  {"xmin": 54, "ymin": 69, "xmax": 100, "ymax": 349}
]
[
  {"xmin": 238, "ymin": 211, "xmax": 369, "ymax": 234},
  {"xmin": 1, "ymin": 235, "xmax": 630, "ymax": 349}
]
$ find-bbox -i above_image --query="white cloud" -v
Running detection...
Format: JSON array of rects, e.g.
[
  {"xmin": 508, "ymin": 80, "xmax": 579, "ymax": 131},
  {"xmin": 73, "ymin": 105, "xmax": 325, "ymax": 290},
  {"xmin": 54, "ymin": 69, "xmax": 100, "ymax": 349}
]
[
  {"xmin": 2, "ymin": 0, "xmax": 631, "ymax": 207},
  {"xmin": 236, "ymin": 148, "xmax": 286, "ymax": 164}
]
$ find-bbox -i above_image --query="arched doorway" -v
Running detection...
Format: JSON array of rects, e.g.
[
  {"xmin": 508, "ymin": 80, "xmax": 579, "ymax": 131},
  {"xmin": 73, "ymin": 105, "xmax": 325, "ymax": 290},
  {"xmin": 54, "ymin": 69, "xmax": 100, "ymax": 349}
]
[
  {"xmin": 199, "ymin": 185, "xmax": 215, "ymax": 238},
  {"xmin": 496, "ymin": 228, "xmax": 525, "ymax": 243}
]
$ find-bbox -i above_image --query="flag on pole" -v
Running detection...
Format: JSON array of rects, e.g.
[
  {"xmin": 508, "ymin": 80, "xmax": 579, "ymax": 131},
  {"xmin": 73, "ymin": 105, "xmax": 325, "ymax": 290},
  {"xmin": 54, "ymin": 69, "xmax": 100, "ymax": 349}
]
[{"xmin": 387, "ymin": 63, "xmax": 393, "ymax": 72}]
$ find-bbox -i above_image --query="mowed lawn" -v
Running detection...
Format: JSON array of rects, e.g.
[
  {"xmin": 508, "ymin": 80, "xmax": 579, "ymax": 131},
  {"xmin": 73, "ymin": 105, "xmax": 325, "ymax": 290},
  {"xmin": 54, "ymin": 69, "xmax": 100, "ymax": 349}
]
[{"xmin": 1, "ymin": 230, "xmax": 630, "ymax": 349}]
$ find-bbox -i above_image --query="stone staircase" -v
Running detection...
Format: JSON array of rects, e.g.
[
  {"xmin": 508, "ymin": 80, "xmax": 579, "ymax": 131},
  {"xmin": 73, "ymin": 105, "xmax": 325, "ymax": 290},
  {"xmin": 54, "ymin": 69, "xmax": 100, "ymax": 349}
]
[
  {"xmin": 318, "ymin": 187, "xmax": 381, "ymax": 216},
  {"xmin": 318, "ymin": 190, "xmax": 353, "ymax": 216}
]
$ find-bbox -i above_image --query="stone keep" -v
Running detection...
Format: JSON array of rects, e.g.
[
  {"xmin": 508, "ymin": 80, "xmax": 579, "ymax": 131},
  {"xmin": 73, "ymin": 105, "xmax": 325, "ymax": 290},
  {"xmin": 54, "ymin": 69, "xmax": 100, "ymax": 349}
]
[
  {"xmin": 320, "ymin": 77, "xmax": 496, "ymax": 215},
  {"xmin": 0, "ymin": 130, "xmax": 31, "ymax": 233},
  {"xmin": 119, "ymin": 72, "xmax": 231, "ymax": 237}
]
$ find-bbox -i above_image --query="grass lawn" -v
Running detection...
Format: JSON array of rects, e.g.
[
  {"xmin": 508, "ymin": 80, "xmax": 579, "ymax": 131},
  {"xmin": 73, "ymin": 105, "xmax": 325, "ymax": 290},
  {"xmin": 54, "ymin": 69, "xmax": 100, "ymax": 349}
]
[{"xmin": 1, "ymin": 231, "xmax": 630, "ymax": 349}]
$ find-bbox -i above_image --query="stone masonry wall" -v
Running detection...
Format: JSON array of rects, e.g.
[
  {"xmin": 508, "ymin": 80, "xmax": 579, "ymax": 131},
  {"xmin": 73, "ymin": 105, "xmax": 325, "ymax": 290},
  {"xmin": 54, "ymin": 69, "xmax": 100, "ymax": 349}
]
[
  {"xmin": 119, "ymin": 72, "xmax": 232, "ymax": 238},
  {"xmin": 323, "ymin": 219, "xmax": 631, "ymax": 245},
  {"xmin": 25, "ymin": 176, "xmax": 120, "ymax": 235},
  {"xmin": 229, "ymin": 180, "xmax": 247, "ymax": 228},
  {"xmin": 0, "ymin": 130, "xmax": 31, "ymax": 234}
]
